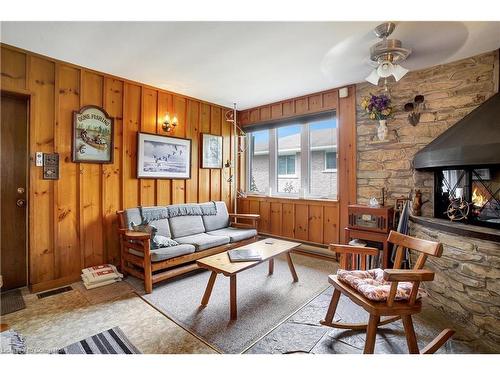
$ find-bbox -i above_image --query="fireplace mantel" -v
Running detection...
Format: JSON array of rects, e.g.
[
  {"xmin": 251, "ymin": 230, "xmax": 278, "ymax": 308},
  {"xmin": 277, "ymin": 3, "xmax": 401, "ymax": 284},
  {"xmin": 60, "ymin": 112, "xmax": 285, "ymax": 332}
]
[{"xmin": 410, "ymin": 215, "xmax": 500, "ymax": 243}]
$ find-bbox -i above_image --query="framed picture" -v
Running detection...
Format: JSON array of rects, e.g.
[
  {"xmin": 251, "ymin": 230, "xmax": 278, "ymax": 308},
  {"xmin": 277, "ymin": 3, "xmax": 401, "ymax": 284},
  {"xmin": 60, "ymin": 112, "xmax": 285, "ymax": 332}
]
[
  {"xmin": 72, "ymin": 105, "xmax": 114, "ymax": 163},
  {"xmin": 137, "ymin": 132, "xmax": 191, "ymax": 179},
  {"xmin": 201, "ymin": 133, "xmax": 223, "ymax": 168}
]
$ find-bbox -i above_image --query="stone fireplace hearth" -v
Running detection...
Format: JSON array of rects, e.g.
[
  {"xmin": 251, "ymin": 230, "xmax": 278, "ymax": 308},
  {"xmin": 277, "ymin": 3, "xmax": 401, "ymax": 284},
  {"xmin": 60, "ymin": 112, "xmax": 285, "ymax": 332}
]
[{"xmin": 410, "ymin": 217, "xmax": 500, "ymax": 348}]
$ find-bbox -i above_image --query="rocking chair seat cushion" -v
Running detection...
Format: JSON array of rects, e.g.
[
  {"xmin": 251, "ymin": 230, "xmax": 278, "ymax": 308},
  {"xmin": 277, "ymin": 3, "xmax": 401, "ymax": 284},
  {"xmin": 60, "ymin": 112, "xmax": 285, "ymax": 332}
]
[{"xmin": 337, "ymin": 268, "xmax": 422, "ymax": 302}]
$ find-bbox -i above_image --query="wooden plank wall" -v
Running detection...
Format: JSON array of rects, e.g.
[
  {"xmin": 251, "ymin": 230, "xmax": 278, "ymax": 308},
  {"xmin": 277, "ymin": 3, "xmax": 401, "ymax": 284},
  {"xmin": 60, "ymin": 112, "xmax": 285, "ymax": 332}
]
[
  {"xmin": 1, "ymin": 44, "xmax": 234, "ymax": 291},
  {"xmin": 238, "ymin": 196, "xmax": 339, "ymax": 246},
  {"xmin": 237, "ymin": 86, "xmax": 357, "ymax": 245}
]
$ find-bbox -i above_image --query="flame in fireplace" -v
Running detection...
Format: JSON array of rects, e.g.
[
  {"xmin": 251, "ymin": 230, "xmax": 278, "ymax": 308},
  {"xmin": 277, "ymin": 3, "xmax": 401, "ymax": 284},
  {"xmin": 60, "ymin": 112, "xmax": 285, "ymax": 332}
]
[{"xmin": 472, "ymin": 188, "xmax": 487, "ymax": 207}]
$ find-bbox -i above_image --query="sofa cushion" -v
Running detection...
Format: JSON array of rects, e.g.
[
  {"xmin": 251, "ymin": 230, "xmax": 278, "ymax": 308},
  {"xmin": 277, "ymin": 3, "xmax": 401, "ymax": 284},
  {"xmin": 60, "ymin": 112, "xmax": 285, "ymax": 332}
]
[
  {"xmin": 206, "ymin": 227, "xmax": 257, "ymax": 243},
  {"xmin": 168, "ymin": 215, "xmax": 206, "ymax": 238},
  {"xmin": 150, "ymin": 218, "xmax": 172, "ymax": 238},
  {"xmin": 129, "ymin": 244, "xmax": 195, "ymax": 262},
  {"xmin": 202, "ymin": 201, "xmax": 230, "ymax": 232},
  {"xmin": 337, "ymin": 268, "xmax": 423, "ymax": 302},
  {"xmin": 175, "ymin": 233, "xmax": 230, "ymax": 251},
  {"xmin": 123, "ymin": 208, "xmax": 142, "ymax": 229}
]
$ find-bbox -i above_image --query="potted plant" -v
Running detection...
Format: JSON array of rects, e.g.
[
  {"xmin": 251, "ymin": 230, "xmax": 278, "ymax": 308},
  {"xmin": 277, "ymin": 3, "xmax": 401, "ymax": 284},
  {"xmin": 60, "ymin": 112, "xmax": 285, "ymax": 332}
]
[{"xmin": 360, "ymin": 94, "xmax": 393, "ymax": 140}]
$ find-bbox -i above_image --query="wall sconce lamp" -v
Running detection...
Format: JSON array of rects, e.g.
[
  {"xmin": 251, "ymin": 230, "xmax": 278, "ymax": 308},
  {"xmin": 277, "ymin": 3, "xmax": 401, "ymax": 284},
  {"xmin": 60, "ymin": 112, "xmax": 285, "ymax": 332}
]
[
  {"xmin": 404, "ymin": 95, "xmax": 425, "ymax": 126},
  {"xmin": 162, "ymin": 113, "xmax": 178, "ymax": 132}
]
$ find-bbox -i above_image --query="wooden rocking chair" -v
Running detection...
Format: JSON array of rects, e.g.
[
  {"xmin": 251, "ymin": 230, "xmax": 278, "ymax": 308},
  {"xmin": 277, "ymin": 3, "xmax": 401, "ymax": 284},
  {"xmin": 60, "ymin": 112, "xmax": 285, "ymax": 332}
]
[{"xmin": 320, "ymin": 230, "xmax": 455, "ymax": 354}]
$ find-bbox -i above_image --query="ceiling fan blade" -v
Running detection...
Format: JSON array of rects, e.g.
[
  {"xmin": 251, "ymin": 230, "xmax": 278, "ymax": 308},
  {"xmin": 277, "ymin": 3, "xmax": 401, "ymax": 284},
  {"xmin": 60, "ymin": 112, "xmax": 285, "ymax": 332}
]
[
  {"xmin": 392, "ymin": 64, "xmax": 409, "ymax": 81},
  {"xmin": 366, "ymin": 69, "xmax": 380, "ymax": 85}
]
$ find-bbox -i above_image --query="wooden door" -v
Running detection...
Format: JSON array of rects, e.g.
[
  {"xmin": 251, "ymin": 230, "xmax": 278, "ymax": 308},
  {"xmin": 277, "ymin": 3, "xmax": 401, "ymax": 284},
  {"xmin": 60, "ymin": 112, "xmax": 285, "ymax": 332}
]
[{"xmin": 1, "ymin": 94, "xmax": 28, "ymax": 290}]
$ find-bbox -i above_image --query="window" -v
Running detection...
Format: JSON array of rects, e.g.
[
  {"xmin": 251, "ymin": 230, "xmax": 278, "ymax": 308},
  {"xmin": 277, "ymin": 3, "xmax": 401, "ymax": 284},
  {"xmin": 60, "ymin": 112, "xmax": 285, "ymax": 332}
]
[
  {"xmin": 277, "ymin": 125, "xmax": 300, "ymax": 193},
  {"xmin": 278, "ymin": 155, "xmax": 296, "ymax": 175},
  {"xmin": 248, "ymin": 130, "xmax": 269, "ymax": 194},
  {"xmin": 246, "ymin": 112, "xmax": 337, "ymax": 199},
  {"xmin": 325, "ymin": 151, "xmax": 337, "ymax": 170}
]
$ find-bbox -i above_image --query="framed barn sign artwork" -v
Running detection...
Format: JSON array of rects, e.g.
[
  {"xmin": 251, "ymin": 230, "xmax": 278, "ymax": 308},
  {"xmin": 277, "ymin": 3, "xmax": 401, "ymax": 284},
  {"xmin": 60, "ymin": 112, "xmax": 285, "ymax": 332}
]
[
  {"xmin": 72, "ymin": 105, "xmax": 114, "ymax": 163},
  {"xmin": 137, "ymin": 132, "xmax": 191, "ymax": 179},
  {"xmin": 200, "ymin": 133, "xmax": 223, "ymax": 169}
]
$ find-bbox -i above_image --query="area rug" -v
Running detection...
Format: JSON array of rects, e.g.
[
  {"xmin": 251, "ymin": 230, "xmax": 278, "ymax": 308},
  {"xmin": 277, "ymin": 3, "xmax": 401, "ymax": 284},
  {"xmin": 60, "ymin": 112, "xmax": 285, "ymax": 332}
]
[
  {"xmin": 0, "ymin": 289, "xmax": 26, "ymax": 315},
  {"xmin": 135, "ymin": 253, "xmax": 336, "ymax": 353},
  {"xmin": 58, "ymin": 327, "xmax": 141, "ymax": 354}
]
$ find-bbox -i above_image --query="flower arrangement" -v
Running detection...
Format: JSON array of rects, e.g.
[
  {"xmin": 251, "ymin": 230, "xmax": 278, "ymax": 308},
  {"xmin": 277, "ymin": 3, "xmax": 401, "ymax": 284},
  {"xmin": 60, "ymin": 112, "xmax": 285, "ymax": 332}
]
[{"xmin": 360, "ymin": 94, "xmax": 393, "ymax": 120}]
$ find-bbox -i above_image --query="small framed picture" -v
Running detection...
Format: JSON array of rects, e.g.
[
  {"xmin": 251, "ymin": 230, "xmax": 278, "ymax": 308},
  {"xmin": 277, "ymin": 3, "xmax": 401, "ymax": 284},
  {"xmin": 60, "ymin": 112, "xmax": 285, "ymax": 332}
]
[
  {"xmin": 72, "ymin": 105, "xmax": 114, "ymax": 163},
  {"xmin": 137, "ymin": 132, "xmax": 191, "ymax": 179},
  {"xmin": 201, "ymin": 133, "xmax": 223, "ymax": 169}
]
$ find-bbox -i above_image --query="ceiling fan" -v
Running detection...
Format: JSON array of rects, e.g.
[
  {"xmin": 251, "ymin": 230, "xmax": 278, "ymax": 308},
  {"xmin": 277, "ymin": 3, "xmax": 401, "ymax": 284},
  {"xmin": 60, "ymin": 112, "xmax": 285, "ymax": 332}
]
[{"xmin": 366, "ymin": 22, "xmax": 412, "ymax": 86}]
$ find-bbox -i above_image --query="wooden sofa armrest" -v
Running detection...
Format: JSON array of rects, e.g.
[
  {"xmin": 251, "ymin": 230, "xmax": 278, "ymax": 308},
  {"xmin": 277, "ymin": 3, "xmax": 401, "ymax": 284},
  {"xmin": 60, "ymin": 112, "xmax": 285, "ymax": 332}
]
[
  {"xmin": 329, "ymin": 244, "xmax": 379, "ymax": 257},
  {"xmin": 229, "ymin": 213, "xmax": 260, "ymax": 219},
  {"xmin": 229, "ymin": 213, "xmax": 260, "ymax": 229},
  {"xmin": 383, "ymin": 269, "xmax": 435, "ymax": 282},
  {"xmin": 121, "ymin": 230, "xmax": 151, "ymax": 241},
  {"xmin": 230, "ymin": 222, "xmax": 255, "ymax": 229}
]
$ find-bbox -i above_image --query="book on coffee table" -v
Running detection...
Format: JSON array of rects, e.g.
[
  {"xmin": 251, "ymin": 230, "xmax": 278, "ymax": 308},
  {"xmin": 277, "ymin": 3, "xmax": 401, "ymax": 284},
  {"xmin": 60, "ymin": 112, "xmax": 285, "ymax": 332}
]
[{"xmin": 228, "ymin": 248, "xmax": 263, "ymax": 262}]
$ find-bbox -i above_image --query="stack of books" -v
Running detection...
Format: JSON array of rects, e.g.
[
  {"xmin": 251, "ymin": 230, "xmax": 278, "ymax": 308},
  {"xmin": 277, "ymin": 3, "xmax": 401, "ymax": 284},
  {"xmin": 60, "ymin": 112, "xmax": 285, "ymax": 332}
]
[{"xmin": 81, "ymin": 264, "xmax": 123, "ymax": 290}]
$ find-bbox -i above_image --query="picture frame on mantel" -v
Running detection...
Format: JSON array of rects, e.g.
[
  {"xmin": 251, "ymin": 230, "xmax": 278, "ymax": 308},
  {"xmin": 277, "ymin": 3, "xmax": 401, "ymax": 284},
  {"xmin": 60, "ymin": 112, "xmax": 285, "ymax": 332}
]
[
  {"xmin": 137, "ymin": 132, "xmax": 191, "ymax": 179},
  {"xmin": 200, "ymin": 133, "xmax": 223, "ymax": 169},
  {"xmin": 72, "ymin": 105, "xmax": 114, "ymax": 163}
]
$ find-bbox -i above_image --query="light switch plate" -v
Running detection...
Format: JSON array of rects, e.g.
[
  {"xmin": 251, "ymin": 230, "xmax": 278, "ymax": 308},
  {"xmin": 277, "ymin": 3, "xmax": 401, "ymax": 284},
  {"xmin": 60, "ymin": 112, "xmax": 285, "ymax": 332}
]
[{"xmin": 35, "ymin": 152, "xmax": 43, "ymax": 166}]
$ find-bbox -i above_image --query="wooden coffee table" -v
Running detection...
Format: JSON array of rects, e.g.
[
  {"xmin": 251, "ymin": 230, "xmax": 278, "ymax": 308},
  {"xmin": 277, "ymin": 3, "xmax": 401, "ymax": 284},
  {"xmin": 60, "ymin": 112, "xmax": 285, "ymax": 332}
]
[{"xmin": 196, "ymin": 238, "xmax": 301, "ymax": 320}]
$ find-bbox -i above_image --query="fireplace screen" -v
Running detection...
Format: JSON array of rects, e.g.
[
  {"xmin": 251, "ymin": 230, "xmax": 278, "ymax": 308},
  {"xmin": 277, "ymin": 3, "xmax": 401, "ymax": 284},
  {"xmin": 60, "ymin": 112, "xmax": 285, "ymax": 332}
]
[{"xmin": 435, "ymin": 167, "xmax": 500, "ymax": 228}]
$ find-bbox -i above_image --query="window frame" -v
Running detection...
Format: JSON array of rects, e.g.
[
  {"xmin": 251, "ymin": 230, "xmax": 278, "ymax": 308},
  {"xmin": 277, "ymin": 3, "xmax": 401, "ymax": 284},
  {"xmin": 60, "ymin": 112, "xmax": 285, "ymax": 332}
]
[
  {"xmin": 278, "ymin": 154, "xmax": 297, "ymax": 177},
  {"xmin": 246, "ymin": 112, "xmax": 338, "ymax": 200},
  {"xmin": 324, "ymin": 150, "xmax": 337, "ymax": 172}
]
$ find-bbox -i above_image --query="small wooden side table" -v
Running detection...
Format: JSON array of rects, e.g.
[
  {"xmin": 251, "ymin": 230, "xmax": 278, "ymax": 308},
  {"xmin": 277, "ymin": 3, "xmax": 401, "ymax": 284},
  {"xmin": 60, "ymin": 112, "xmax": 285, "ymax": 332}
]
[{"xmin": 344, "ymin": 227, "xmax": 391, "ymax": 269}]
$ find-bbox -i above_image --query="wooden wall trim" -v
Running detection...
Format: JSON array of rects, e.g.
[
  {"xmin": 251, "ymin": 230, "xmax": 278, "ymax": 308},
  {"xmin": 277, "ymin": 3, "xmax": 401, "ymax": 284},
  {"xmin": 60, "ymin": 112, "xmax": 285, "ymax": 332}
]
[
  {"xmin": 239, "ymin": 88, "xmax": 339, "ymax": 127},
  {"xmin": 238, "ymin": 196, "xmax": 339, "ymax": 246}
]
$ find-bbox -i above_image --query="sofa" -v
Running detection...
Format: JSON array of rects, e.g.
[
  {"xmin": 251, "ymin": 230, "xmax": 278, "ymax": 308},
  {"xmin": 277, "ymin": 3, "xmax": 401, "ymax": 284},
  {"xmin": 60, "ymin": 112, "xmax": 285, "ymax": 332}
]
[{"xmin": 117, "ymin": 201, "xmax": 259, "ymax": 293}]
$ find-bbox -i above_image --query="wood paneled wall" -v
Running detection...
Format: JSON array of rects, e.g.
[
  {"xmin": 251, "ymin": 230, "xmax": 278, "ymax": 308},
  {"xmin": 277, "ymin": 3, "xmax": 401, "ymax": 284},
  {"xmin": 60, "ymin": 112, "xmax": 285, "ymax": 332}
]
[
  {"xmin": 237, "ymin": 87, "xmax": 357, "ymax": 245},
  {"xmin": 238, "ymin": 196, "xmax": 339, "ymax": 246},
  {"xmin": 238, "ymin": 89, "xmax": 339, "ymax": 126},
  {"xmin": 1, "ymin": 44, "xmax": 233, "ymax": 291}
]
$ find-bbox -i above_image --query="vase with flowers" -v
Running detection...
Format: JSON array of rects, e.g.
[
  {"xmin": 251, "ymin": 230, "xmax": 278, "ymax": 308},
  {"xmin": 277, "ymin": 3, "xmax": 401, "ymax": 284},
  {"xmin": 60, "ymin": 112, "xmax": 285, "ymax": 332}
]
[{"xmin": 360, "ymin": 94, "xmax": 394, "ymax": 141}]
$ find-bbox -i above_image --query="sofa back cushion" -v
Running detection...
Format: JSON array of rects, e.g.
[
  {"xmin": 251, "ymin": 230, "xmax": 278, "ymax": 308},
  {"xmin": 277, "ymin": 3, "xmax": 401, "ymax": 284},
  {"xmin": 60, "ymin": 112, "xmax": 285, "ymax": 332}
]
[
  {"xmin": 151, "ymin": 218, "xmax": 172, "ymax": 238},
  {"xmin": 123, "ymin": 208, "xmax": 142, "ymax": 229},
  {"xmin": 169, "ymin": 215, "xmax": 206, "ymax": 238},
  {"xmin": 202, "ymin": 201, "xmax": 229, "ymax": 232}
]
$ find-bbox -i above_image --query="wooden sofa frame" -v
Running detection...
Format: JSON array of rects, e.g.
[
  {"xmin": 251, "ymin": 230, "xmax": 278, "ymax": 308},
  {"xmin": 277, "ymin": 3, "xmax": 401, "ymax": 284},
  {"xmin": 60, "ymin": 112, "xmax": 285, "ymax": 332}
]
[{"xmin": 116, "ymin": 211, "xmax": 260, "ymax": 293}]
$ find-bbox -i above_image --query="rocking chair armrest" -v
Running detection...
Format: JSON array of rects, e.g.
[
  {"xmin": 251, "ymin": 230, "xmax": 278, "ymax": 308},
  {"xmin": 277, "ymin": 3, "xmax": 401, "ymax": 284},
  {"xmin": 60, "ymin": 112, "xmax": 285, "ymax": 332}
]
[
  {"xmin": 329, "ymin": 244, "xmax": 379, "ymax": 257},
  {"xmin": 383, "ymin": 269, "xmax": 435, "ymax": 282}
]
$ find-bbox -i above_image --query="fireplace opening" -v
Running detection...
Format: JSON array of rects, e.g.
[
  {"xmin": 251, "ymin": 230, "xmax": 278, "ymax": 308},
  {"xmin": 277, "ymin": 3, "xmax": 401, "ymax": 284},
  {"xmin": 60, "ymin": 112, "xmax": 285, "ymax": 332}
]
[{"xmin": 434, "ymin": 167, "xmax": 500, "ymax": 228}]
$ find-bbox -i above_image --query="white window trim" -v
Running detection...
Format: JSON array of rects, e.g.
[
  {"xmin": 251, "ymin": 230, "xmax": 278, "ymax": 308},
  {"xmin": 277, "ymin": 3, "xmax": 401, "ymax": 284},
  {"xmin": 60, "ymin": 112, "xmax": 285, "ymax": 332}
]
[{"xmin": 246, "ymin": 117, "xmax": 338, "ymax": 200}]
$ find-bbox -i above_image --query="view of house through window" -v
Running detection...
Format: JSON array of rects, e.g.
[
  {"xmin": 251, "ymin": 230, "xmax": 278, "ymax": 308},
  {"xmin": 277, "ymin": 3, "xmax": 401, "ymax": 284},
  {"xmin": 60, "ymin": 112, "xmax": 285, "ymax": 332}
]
[
  {"xmin": 249, "ymin": 130, "xmax": 269, "ymax": 194},
  {"xmin": 277, "ymin": 125, "xmax": 301, "ymax": 194},
  {"xmin": 309, "ymin": 119, "xmax": 337, "ymax": 198},
  {"xmin": 247, "ymin": 113, "xmax": 337, "ymax": 199}
]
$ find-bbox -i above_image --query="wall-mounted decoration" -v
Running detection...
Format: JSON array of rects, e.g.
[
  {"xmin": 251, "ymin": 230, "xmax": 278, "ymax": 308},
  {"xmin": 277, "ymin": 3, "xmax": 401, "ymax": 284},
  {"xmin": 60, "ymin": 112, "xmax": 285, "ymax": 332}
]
[
  {"xmin": 200, "ymin": 133, "xmax": 223, "ymax": 168},
  {"xmin": 72, "ymin": 105, "xmax": 114, "ymax": 163},
  {"xmin": 360, "ymin": 94, "xmax": 393, "ymax": 141},
  {"xmin": 161, "ymin": 112, "xmax": 178, "ymax": 132},
  {"xmin": 43, "ymin": 153, "xmax": 60, "ymax": 180},
  {"xmin": 137, "ymin": 132, "xmax": 191, "ymax": 179},
  {"xmin": 404, "ymin": 95, "xmax": 425, "ymax": 126}
]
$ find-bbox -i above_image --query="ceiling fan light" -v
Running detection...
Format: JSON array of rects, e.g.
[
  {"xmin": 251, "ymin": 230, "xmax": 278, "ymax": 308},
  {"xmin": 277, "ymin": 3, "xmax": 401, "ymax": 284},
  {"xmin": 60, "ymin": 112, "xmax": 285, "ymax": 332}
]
[
  {"xmin": 392, "ymin": 64, "xmax": 409, "ymax": 81},
  {"xmin": 377, "ymin": 61, "xmax": 394, "ymax": 78},
  {"xmin": 366, "ymin": 69, "xmax": 380, "ymax": 85}
]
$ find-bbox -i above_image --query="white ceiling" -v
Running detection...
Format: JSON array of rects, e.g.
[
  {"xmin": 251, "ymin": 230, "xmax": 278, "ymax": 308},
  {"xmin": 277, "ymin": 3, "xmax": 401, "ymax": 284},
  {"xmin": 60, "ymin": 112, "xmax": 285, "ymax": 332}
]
[{"xmin": 1, "ymin": 21, "xmax": 500, "ymax": 109}]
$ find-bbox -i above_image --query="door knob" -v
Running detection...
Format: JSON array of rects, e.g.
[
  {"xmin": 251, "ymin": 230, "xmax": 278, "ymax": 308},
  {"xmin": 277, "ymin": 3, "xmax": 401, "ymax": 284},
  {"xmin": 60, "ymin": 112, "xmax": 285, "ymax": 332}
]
[
  {"xmin": 16, "ymin": 199, "xmax": 26, "ymax": 208},
  {"xmin": 17, "ymin": 187, "xmax": 25, "ymax": 194}
]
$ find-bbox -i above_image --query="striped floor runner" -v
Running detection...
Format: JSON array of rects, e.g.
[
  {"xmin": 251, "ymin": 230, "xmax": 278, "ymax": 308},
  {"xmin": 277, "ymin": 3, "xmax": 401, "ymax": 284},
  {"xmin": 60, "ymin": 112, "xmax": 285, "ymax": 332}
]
[{"xmin": 58, "ymin": 327, "xmax": 140, "ymax": 354}]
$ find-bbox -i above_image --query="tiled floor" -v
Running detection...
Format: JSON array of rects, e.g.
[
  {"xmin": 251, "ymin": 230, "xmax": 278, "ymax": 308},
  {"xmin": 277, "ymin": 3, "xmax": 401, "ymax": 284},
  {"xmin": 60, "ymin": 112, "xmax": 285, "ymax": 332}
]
[
  {"xmin": 1, "ymin": 281, "xmax": 216, "ymax": 354},
  {"xmin": 246, "ymin": 287, "xmax": 498, "ymax": 354},
  {"xmin": 2, "ymin": 259, "xmax": 497, "ymax": 354}
]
